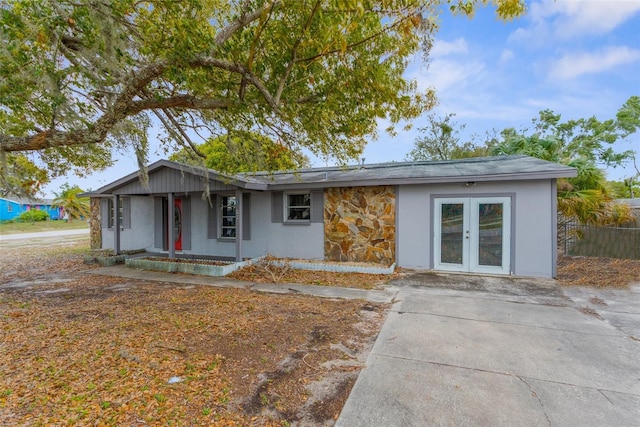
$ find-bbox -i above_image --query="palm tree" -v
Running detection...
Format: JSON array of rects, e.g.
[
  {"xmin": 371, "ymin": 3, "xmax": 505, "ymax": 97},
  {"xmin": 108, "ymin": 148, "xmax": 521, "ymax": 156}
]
[{"xmin": 52, "ymin": 184, "xmax": 90, "ymax": 222}]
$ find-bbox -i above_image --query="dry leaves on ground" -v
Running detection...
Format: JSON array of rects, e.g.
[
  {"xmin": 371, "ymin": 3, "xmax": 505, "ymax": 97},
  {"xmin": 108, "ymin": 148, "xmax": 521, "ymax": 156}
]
[
  {"xmin": 0, "ymin": 244, "xmax": 388, "ymax": 426},
  {"xmin": 557, "ymin": 255, "xmax": 640, "ymax": 288},
  {"xmin": 229, "ymin": 260, "xmax": 397, "ymax": 290}
]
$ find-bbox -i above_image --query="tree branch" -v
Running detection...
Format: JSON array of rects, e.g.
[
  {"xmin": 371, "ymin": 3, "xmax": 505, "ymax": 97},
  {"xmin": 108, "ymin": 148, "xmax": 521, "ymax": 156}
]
[
  {"xmin": 214, "ymin": 1, "xmax": 280, "ymax": 46},
  {"xmin": 127, "ymin": 96, "xmax": 233, "ymax": 115}
]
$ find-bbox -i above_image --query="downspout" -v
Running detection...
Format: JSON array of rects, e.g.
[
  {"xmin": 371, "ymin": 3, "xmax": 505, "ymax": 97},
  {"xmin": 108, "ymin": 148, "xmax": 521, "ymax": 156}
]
[
  {"xmin": 168, "ymin": 192, "xmax": 175, "ymax": 259},
  {"xmin": 235, "ymin": 188, "xmax": 243, "ymax": 262}
]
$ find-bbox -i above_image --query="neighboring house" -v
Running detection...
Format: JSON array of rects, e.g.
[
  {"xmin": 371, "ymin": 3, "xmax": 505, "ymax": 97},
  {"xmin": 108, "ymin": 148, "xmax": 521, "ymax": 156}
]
[
  {"xmin": 84, "ymin": 155, "xmax": 576, "ymax": 278},
  {"xmin": 0, "ymin": 197, "xmax": 62, "ymax": 221}
]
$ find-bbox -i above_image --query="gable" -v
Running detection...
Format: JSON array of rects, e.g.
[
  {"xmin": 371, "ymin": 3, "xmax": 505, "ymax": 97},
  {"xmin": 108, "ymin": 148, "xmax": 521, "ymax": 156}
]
[{"xmin": 111, "ymin": 167, "xmax": 239, "ymax": 195}]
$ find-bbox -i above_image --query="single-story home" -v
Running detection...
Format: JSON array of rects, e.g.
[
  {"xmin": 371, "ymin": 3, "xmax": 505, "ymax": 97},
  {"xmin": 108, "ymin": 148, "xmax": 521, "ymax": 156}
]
[
  {"xmin": 0, "ymin": 197, "xmax": 63, "ymax": 222},
  {"xmin": 84, "ymin": 155, "xmax": 576, "ymax": 278}
]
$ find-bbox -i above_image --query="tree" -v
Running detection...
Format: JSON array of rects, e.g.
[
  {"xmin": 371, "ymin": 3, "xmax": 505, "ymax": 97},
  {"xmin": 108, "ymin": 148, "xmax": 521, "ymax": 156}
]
[
  {"xmin": 0, "ymin": 0, "xmax": 525, "ymax": 179},
  {"xmin": 52, "ymin": 183, "xmax": 90, "ymax": 221},
  {"xmin": 405, "ymin": 113, "xmax": 490, "ymax": 161},
  {"xmin": 609, "ymin": 179, "xmax": 640, "ymax": 199},
  {"xmin": 170, "ymin": 132, "xmax": 309, "ymax": 174},
  {"xmin": 0, "ymin": 153, "xmax": 49, "ymax": 198},
  {"xmin": 489, "ymin": 96, "xmax": 640, "ymax": 225},
  {"xmin": 528, "ymin": 96, "xmax": 639, "ymax": 168}
]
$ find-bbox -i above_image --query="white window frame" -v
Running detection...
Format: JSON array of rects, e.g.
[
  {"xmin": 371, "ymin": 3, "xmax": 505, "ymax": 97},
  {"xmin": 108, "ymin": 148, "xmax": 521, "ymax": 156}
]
[
  {"xmin": 219, "ymin": 195, "xmax": 237, "ymax": 240},
  {"xmin": 284, "ymin": 192, "xmax": 311, "ymax": 223}
]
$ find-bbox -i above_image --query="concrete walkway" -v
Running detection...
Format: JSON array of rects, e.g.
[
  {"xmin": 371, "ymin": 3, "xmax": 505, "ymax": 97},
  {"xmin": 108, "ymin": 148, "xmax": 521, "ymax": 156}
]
[
  {"xmin": 87, "ymin": 265, "xmax": 399, "ymax": 303},
  {"xmin": 336, "ymin": 274, "xmax": 640, "ymax": 427}
]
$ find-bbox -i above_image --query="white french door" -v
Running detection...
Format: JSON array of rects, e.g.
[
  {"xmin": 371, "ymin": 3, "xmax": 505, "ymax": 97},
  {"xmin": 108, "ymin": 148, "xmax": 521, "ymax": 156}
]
[{"xmin": 434, "ymin": 197, "xmax": 511, "ymax": 275}]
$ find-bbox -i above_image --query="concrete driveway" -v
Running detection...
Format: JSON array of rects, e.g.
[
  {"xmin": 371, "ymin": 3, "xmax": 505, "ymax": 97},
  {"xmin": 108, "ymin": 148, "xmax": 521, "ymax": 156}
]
[{"xmin": 337, "ymin": 273, "xmax": 640, "ymax": 427}]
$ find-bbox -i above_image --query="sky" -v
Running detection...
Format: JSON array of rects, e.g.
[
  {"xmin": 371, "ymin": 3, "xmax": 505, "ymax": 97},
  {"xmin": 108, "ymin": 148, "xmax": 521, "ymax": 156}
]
[{"xmin": 42, "ymin": 0, "xmax": 640, "ymax": 198}]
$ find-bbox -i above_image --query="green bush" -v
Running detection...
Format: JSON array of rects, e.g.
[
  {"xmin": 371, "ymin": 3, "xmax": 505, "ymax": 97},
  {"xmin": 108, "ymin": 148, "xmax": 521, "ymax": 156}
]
[{"xmin": 18, "ymin": 209, "xmax": 49, "ymax": 222}]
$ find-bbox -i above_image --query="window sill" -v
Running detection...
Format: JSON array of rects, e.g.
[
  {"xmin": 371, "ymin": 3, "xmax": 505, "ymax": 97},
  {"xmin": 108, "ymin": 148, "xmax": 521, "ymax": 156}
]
[{"xmin": 283, "ymin": 221, "xmax": 311, "ymax": 226}]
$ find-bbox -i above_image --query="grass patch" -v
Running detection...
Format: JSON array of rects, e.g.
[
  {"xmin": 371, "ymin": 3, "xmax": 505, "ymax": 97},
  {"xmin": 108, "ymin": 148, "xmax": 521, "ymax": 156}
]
[{"xmin": 0, "ymin": 219, "xmax": 88, "ymax": 235}]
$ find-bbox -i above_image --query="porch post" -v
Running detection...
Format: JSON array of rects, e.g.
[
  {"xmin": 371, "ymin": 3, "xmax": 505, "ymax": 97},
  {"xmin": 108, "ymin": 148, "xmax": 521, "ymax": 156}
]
[
  {"xmin": 113, "ymin": 195, "xmax": 121, "ymax": 255},
  {"xmin": 168, "ymin": 192, "xmax": 175, "ymax": 259},
  {"xmin": 235, "ymin": 189, "xmax": 243, "ymax": 262}
]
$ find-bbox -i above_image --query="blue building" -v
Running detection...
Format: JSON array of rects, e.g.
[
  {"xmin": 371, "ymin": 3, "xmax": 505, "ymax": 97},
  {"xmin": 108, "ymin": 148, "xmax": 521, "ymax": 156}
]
[{"xmin": 0, "ymin": 197, "xmax": 63, "ymax": 222}]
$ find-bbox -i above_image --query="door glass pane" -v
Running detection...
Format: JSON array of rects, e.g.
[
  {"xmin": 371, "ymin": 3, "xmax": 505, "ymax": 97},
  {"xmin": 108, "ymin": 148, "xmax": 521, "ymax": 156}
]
[
  {"xmin": 478, "ymin": 203, "xmax": 503, "ymax": 266},
  {"xmin": 441, "ymin": 203, "xmax": 464, "ymax": 264}
]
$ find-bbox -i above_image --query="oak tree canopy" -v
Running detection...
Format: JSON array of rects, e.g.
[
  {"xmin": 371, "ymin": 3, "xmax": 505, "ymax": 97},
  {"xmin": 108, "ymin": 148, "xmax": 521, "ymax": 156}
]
[{"xmin": 0, "ymin": 0, "xmax": 525, "ymax": 192}]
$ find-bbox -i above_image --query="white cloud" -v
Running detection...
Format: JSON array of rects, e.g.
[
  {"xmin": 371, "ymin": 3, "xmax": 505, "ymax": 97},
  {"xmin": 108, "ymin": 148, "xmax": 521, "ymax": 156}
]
[
  {"xmin": 549, "ymin": 45, "xmax": 640, "ymax": 79},
  {"xmin": 510, "ymin": 0, "xmax": 640, "ymax": 43},
  {"xmin": 499, "ymin": 49, "xmax": 515, "ymax": 65},
  {"xmin": 429, "ymin": 37, "xmax": 469, "ymax": 58},
  {"xmin": 412, "ymin": 58, "xmax": 486, "ymax": 93}
]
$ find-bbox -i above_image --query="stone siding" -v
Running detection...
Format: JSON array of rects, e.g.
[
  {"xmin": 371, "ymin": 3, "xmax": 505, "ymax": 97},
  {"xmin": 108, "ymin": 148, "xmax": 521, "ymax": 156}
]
[
  {"xmin": 89, "ymin": 197, "xmax": 101, "ymax": 249},
  {"xmin": 324, "ymin": 186, "xmax": 396, "ymax": 265}
]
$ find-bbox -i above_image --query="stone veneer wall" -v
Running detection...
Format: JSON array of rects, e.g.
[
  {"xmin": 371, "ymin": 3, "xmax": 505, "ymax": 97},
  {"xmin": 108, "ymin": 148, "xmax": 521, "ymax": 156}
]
[
  {"xmin": 324, "ymin": 186, "xmax": 396, "ymax": 265},
  {"xmin": 89, "ymin": 197, "xmax": 101, "ymax": 249}
]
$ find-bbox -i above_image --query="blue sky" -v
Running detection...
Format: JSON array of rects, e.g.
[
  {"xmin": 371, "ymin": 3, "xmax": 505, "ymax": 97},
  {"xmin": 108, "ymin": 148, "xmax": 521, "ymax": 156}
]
[{"xmin": 43, "ymin": 0, "xmax": 640, "ymax": 197}]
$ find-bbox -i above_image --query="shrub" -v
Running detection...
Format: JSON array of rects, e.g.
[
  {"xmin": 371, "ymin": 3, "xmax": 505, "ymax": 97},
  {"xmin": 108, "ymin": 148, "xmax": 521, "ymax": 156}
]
[{"xmin": 18, "ymin": 210, "xmax": 49, "ymax": 222}]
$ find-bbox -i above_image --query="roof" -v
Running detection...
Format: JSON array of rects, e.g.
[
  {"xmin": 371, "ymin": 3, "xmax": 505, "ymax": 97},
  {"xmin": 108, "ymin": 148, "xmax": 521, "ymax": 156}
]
[
  {"xmin": 248, "ymin": 155, "xmax": 577, "ymax": 189},
  {"xmin": 617, "ymin": 198, "xmax": 640, "ymax": 208},
  {"xmin": 84, "ymin": 155, "xmax": 577, "ymax": 196},
  {"xmin": 0, "ymin": 197, "xmax": 54, "ymax": 205}
]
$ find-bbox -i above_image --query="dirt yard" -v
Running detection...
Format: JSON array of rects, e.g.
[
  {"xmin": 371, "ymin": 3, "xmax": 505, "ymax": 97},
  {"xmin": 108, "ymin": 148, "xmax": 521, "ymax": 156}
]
[
  {"xmin": 0, "ymin": 244, "xmax": 387, "ymax": 426},
  {"xmin": 2, "ymin": 240, "xmax": 637, "ymax": 426},
  {"xmin": 557, "ymin": 255, "xmax": 640, "ymax": 288}
]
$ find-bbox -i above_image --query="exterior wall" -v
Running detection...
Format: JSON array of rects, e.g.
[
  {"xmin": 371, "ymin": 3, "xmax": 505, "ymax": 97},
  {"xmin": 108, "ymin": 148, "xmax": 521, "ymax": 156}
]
[
  {"xmin": 397, "ymin": 180, "xmax": 556, "ymax": 278},
  {"xmin": 0, "ymin": 199, "xmax": 21, "ymax": 221},
  {"xmin": 157, "ymin": 192, "xmax": 324, "ymax": 260},
  {"xmin": 102, "ymin": 196, "xmax": 154, "ymax": 251},
  {"xmin": 324, "ymin": 186, "xmax": 396, "ymax": 265}
]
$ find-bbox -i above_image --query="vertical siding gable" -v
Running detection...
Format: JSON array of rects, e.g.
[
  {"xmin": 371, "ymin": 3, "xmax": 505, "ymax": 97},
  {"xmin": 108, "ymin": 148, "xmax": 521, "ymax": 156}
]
[{"xmin": 112, "ymin": 167, "xmax": 238, "ymax": 194}]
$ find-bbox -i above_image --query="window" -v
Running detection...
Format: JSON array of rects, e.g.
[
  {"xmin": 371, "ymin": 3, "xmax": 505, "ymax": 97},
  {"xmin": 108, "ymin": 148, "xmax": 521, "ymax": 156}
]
[
  {"xmin": 7, "ymin": 204, "xmax": 12, "ymax": 212},
  {"xmin": 219, "ymin": 196, "xmax": 237, "ymax": 238},
  {"xmin": 285, "ymin": 193, "xmax": 311, "ymax": 221},
  {"xmin": 107, "ymin": 199, "xmax": 124, "ymax": 229}
]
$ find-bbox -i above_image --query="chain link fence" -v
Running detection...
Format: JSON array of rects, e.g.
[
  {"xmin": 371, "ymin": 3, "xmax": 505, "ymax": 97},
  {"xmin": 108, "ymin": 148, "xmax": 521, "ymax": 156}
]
[{"xmin": 558, "ymin": 215, "xmax": 640, "ymax": 259}]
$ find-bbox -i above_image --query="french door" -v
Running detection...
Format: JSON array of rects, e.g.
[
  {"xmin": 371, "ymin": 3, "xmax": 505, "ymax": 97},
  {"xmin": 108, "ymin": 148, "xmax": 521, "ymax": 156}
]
[{"xmin": 434, "ymin": 197, "xmax": 511, "ymax": 275}]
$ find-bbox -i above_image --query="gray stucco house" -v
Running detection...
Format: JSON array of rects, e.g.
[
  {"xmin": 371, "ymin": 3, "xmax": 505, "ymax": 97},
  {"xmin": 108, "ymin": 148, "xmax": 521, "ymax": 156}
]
[{"xmin": 85, "ymin": 155, "xmax": 576, "ymax": 278}]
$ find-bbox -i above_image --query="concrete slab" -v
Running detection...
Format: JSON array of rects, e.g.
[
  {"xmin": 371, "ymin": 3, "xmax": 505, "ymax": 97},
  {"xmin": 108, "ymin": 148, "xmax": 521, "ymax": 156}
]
[
  {"xmin": 524, "ymin": 378, "xmax": 640, "ymax": 427},
  {"xmin": 395, "ymin": 290, "xmax": 613, "ymax": 336},
  {"xmin": 337, "ymin": 275, "xmax": 640, "ymax": 426},
  {"xmin": 337, "ymin": 355, "xmax": 547, "ymax": 427},
  {"xmin": 373, "ymin": 306, "xmax": 638, "ymax": 394},
  {"xmin": 562, "ymin": 284, "xmax": 640, "ymax": 339}
]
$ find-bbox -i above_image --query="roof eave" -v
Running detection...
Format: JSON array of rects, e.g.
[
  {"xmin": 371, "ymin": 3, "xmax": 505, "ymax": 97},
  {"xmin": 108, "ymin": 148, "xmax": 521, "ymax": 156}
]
[{"xmin": 265, "ymin": 169, "xmax": 578, "ymax": 190}]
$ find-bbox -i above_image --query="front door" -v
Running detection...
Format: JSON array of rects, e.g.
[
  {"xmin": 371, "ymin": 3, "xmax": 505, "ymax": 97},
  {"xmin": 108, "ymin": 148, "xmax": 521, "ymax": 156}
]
[
  {"xmin": 174, "ymin": 198, "xmax": 182, "ymax": 251},
  {"xmin": 434, "ymin": 197, "xmax": 511, "ymax": 275}
]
